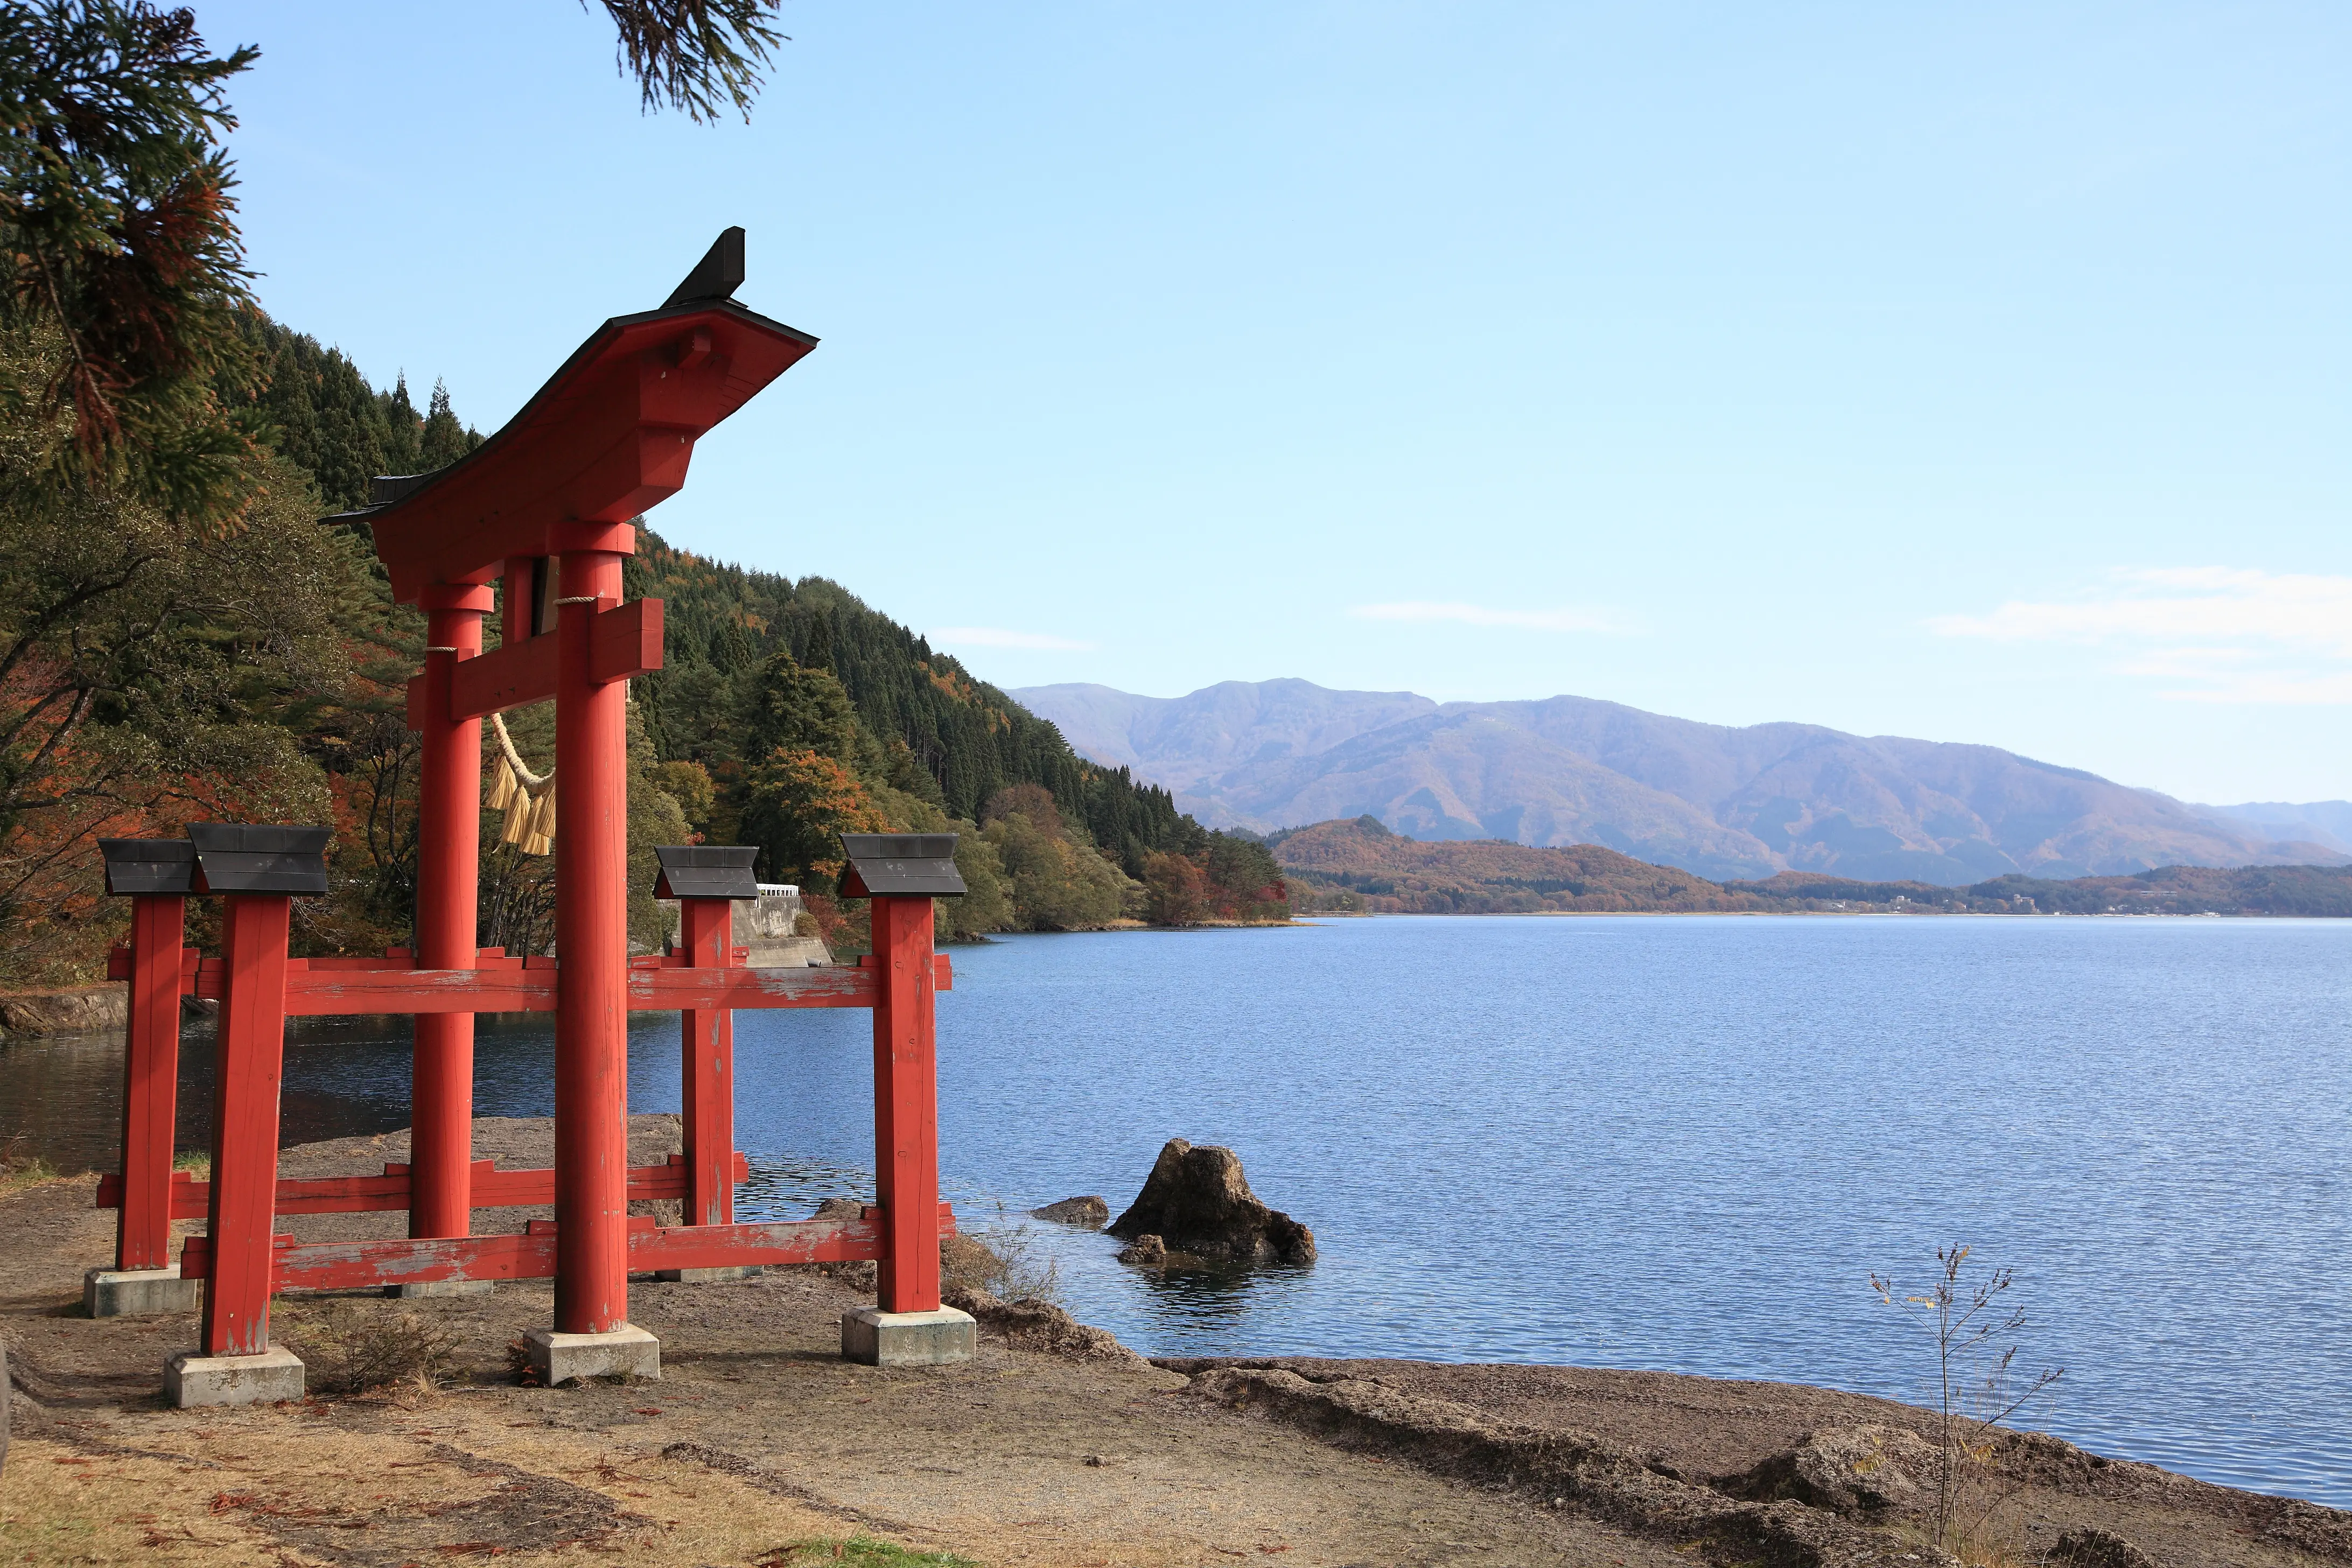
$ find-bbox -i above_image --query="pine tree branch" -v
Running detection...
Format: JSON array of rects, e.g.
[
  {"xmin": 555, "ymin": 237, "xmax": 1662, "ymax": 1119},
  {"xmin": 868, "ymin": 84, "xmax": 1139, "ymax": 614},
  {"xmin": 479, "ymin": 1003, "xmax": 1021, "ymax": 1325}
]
[{"xmin": 593, "ymin": 0, "xmax": 788, "ymax": 123}]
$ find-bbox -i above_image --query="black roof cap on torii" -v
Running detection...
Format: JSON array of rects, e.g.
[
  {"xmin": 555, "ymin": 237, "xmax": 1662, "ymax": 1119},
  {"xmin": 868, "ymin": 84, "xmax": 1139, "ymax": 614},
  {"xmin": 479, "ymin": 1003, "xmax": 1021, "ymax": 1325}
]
[
  {"xmin": 652, "ymin": 844, "xmax": 760, "ymax": 901},
  {"xmin": 327, "ymin": 228, "xmax": 818, "ymax": 603},
  {"xmin": 839, "ymin": 834, "xmax": 968, "ymax": 899}
]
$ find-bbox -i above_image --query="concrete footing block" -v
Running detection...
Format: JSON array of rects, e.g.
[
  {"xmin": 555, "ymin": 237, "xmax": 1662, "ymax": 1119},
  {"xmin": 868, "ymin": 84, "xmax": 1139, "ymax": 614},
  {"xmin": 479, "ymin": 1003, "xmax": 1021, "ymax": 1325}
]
[
  {"xmin": 655, "ymin": 1266, "xmax": 762, "ymax": 1283},
  {"xmin": 524, "ymin": 1324, "xmax": 661, "ymax": 1385},
  {"xmin": 165, "ymin": 1346, "xmax": 304, "ymax": 1408},
  {"xmin": 389, "ymin": 1279, "xmax": 494, "ymax": 1299},
  {"xmin": 85, "ymin": 1266, "xmax": 200, "ymax": 1318},
  {"xmin": 841, "ymin": 1306, "xmax": 976, "ymax": 1367}
]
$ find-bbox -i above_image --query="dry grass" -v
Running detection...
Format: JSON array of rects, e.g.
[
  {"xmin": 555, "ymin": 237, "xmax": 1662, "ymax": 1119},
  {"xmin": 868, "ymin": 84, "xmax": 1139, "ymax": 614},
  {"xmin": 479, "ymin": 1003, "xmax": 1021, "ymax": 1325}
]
[
  {"xmin": 0, "ymin": 1134, "xmax": 59, "ymax": 1199},
  {"xmin": 0, "ymin": 1421, "xmax": 898, "ymax": 1568},
  {"xmin": 0, "ymin": 1436, "xmax": 292, "ymax": 1565},
  {"xmin": 1889, "ymin": 1508, "xmax": 2033, "ymax": 1568}
]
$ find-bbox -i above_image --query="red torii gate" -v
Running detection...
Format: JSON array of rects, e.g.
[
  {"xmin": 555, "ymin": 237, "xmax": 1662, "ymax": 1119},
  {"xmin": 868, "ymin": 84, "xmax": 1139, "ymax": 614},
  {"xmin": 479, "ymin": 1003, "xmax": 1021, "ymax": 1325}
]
[{"xmin": 88, "ymin": 233, "xmax": 978, "ymax": 1405}]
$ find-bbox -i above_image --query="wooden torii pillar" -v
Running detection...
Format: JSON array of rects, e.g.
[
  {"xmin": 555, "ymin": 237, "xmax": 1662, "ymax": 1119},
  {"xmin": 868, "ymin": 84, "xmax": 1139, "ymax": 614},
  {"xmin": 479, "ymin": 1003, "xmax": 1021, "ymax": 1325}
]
[
  {"xmin": 409, "ymin": 579, "xmax": 495, "ymax": 1268},
  {"xmin": 837, "ymin": 832, "xmax": 972, "ymax": 1364},
  {"xmin": 164, "ymin": 824, "xmax": 331, "ymax": 1407},
  {"xmin": 652, "ymin": 845, "xmax": 755, "ymax": 1241},
  {"xmin": 86, "ymin": 838, "xmax": 202, "ymax": 1318}
]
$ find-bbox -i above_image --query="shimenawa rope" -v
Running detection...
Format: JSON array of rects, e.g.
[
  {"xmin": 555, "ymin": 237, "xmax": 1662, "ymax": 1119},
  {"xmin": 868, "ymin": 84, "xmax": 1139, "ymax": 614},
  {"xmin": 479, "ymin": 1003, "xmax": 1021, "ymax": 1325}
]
[{"xmin": 486, "ymin": 712, "xmax": 556, "ymax": 855}]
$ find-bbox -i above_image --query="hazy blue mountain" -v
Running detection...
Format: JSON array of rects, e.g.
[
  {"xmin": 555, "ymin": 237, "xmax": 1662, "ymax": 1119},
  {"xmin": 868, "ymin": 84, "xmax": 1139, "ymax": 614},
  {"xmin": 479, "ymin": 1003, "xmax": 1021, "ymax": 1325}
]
[
  {"xmin": 2194, "ymin": 800, "xmax": 2352, "ymax": 855},
  {"xmin": 1012, "ymin": 678, "xmax": 2346, "ymax": 885},
  {"xmin": 1011, "ymin": 680, "xmax": 1436, "ymax": 794}
]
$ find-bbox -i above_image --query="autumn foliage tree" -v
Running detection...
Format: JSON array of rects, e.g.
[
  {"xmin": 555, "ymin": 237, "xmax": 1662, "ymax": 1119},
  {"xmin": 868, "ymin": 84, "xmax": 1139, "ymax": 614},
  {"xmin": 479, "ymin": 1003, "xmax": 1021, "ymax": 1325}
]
[
  {"xmin": 0, "ymin": 320, "xmax": 363, "ymax": 980},
  {"xmin": 1141, "ymin": 851, "xmax": 1210, "ymax": 927},
  {"xmin": 741, "ymin": 747, "xmax": 887, "ymax": 889}
]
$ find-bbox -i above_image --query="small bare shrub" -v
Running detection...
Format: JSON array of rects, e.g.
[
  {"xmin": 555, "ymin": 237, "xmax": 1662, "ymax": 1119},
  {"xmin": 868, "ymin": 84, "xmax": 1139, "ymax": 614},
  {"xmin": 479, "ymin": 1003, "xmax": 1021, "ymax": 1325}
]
[
  {"xmin": 939, "ymin": 1233, "xmax": 999, "ymax": 1296},
  {"xmin": 289, "ymin": 1301, "xmax": 460, "ymax": 1397},
  {"xmin": 1871, "ymin": 1244, "xmax": 2062, "ymax": 1563},
  {"xmin": 937, "ymin": 1216, "xmax": 1063, "ymax": 1305},
  {"xmin": 975, "ymin": 1220, "xmax": 1063, "ymax": 1305}
]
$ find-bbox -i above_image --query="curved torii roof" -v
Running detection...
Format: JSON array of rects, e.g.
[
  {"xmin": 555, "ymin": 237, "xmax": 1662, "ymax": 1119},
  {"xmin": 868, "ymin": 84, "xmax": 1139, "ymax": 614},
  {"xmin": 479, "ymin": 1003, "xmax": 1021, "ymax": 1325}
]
[{"xmin": 339, "ymin": 229, "xmax": 818, "ymax": 603}]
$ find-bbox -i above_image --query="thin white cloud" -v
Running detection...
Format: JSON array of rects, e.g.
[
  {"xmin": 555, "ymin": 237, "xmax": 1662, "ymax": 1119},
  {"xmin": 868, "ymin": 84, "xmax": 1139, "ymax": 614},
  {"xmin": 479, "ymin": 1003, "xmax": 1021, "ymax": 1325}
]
[
  {"xmin": 927, "ymin": 626, "xmax": 1097, "ymax": 652},
  {"xmin": 1928, "ymin": 568, "xmax": 2352, "ymax": 704},
  {"xmin": 1350, "ymin": 601, "xmax": 1636, "ymax": 634}
]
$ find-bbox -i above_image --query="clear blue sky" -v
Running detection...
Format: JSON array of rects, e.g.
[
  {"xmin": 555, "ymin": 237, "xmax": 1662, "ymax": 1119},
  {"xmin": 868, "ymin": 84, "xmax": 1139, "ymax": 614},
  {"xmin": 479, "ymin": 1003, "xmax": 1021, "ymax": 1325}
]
[{"xmin": 204, "ymin": 2, "xmax": 2348, "ymax": 804}]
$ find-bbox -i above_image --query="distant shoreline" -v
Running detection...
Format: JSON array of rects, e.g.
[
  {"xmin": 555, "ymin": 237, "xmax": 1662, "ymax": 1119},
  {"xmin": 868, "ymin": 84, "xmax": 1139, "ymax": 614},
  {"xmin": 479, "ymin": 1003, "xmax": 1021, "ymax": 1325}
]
[{"xmin": 1290, "ymin": 907, "xmax": 2285, "ymax": 919}]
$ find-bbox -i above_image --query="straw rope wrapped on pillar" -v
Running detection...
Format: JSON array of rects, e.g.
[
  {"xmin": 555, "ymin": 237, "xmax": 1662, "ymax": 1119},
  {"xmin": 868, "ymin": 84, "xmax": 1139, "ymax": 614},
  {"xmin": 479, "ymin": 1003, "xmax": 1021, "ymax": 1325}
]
[{"xmin": 487, "ymin": 712, "xmax": 556, "ymax": 855}]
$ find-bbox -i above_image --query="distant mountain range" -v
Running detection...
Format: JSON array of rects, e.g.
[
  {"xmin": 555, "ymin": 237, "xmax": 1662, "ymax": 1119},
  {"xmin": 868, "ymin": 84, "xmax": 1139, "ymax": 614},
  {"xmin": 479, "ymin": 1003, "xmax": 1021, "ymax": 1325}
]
[{"xmin": 1012, "ymin": 679, "xmax": 2349, "ymax": 886}]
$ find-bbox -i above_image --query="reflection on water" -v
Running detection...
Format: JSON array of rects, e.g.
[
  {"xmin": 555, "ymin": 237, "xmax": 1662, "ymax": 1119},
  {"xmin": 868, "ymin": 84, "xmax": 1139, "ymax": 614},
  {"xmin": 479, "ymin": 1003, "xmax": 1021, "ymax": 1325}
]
[
  {"xmin": 3, "ymin": 915, "xmax": 2348, "ymax": 1509},
  {"xmin": 0, "ymin": 1012, "xmax": 568, "ymax": 1173},
  {"xmin": 733, "ymin": 1153, "xmax": 876, "ymax": 1222},
  {"xmin": 1133, "ymin": 1262, "xmax": 1317, "ymax": 1337}
]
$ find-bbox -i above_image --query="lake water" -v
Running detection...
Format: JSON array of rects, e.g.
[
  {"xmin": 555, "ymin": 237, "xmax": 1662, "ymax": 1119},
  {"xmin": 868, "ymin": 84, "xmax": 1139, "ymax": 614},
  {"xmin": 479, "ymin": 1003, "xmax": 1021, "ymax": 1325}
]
[{"xmin": 3, "ymin": 915, "xmax": 2346, "ymax": 1507}]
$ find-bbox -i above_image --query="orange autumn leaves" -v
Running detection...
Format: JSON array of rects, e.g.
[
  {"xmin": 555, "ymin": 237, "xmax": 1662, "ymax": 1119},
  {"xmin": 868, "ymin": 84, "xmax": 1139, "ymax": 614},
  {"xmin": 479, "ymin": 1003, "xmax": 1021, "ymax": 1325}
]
[{"xmin": 741, "ymin": 747, "xmax": 890, "ymax": 888}]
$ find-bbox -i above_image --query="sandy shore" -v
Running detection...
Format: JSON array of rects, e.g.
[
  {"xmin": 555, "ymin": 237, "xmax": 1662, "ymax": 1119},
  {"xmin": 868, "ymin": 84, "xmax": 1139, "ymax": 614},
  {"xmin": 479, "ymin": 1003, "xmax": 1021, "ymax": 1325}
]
[{"xmin": 2, "ymin": 1122, "xmax": 2343, "ymax": 1567}]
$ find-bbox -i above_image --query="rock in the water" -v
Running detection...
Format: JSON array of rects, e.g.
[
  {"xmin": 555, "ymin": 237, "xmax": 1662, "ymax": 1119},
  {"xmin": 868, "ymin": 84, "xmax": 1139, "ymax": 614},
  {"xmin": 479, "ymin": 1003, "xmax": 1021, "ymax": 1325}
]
[
  {"xmin": 1116, "ymin": 1233, "xmax": 1168, "ymax": 1265},
  {"xmin": 1107, "ymin": 1139, "xmax": 1315, "ymax": 1265},
  {"xmin": 1032, "ymin": 1195, "xmax": 1110, "ymax": 1228},
  {"xmin": 810, "ymin": 1196, "xmax": 866, "ymax": 1221}
]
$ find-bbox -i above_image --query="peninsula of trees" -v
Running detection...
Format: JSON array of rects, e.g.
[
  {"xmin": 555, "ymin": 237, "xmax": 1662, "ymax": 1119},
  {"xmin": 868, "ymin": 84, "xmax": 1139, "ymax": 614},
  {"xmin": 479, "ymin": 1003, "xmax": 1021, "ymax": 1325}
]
[{"xmin": 1273, "ymin": 816, "xmax": 2352, "ymax": 918}]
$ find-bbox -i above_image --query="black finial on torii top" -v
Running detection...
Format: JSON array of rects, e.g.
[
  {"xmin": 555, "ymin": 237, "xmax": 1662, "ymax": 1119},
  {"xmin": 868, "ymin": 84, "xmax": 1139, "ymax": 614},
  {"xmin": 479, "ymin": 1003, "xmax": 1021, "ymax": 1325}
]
[{"xmin": 664, "ymin": 227, "xmax": 746, "ymax": 309}]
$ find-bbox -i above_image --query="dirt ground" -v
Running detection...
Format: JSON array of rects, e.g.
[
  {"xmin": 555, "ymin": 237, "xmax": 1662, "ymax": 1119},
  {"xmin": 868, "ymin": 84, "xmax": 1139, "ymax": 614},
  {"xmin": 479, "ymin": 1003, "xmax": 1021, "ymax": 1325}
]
[{"xmin": 3, "ymin": 1123, "xmax": 2344, "ymax": 1568}]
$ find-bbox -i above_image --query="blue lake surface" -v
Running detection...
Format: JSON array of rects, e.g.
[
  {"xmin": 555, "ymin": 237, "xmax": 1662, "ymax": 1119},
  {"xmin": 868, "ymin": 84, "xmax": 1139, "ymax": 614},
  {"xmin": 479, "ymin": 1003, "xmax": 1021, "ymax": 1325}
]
[{"xmin": 3, "ymin": 914, "xmax": 2346, "ymax": 1506}]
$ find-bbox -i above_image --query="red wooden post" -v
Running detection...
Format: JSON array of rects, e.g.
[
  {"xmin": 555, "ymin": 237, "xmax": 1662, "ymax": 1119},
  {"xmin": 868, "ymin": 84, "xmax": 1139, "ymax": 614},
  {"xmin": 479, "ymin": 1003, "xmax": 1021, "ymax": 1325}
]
[
  {"xmin": 678, "ymin": 897, "xmax": 736, "ymax": 1227},
  {"xmin": 200, "ymin": 893, "xmax": 293, "ymax": 1357},
  {"xmin": 410, "ymin": 582, "xmax": 494, "ymax": 1240},
  {"xmin": 552, "ymin": 538, "xmax": 632, "ymax": 1335},
  {"xmin": 117, "ymin": 893, "xmax": 186, "ymax": 1271},
  {"xmin": 869, "ymin": 894, "xmax": 941, "ymax": 1313}
]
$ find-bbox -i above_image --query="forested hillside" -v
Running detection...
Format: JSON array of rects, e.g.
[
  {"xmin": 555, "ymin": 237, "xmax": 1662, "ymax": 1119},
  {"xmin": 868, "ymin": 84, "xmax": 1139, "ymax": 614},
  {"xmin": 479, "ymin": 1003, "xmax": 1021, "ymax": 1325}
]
[
  {"xmin": 618, "ymin": 533, "xmax": 1289, "ymax": 942},
  {"xmin": 0, "ymin": 305, "xmax": 1283, "ymax": 988},
  {"xmin": 1272, "ymin": 817, "xmax": 1755, "ymax": 914}
]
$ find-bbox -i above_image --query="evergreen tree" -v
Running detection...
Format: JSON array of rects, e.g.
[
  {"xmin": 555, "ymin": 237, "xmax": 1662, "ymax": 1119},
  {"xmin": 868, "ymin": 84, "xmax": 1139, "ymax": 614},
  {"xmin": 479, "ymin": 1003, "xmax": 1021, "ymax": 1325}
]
[
  {"xmin": 417, "ymin": 377, "xmax": 475, "ymax": 471},
  {"xmin": 379, "ymin": 372, "xmax": 421, "ymax": 474},
  {"xmin": 744, "ymin": 651, "xmax": 859, "ymax": 765}
]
